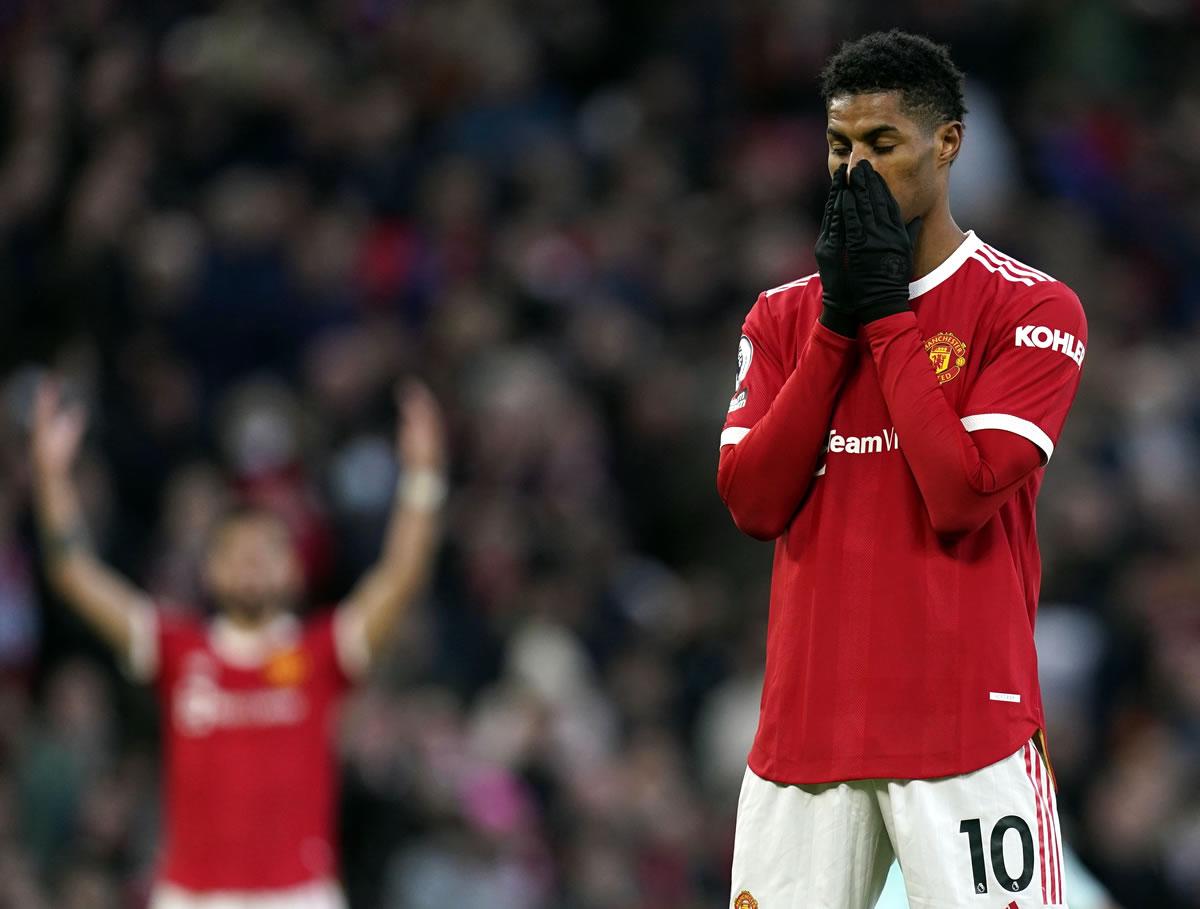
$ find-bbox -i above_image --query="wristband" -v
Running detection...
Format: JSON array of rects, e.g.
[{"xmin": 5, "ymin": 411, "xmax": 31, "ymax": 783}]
[
  {"xmin": 43, "ymin": 526, "xmax": 89, "ymax": 562},
  {"xmin": 398, "ymin": 469, "xmax": 448, "ymax": 512}
]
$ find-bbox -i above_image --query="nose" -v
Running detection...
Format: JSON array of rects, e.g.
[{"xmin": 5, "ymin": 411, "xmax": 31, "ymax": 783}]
[{"xmin": 847, "ymin": 144, "xmax": 872, "ymax": 173}]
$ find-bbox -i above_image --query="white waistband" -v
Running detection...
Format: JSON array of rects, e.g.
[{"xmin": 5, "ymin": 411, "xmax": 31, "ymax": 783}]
[{"xmin": 150, "ymin": 880, "xmax": 346, "ymax": 909}]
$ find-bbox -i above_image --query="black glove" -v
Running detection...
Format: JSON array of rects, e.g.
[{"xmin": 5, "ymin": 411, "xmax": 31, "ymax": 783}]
[
  {"xmin": 813, "ymin": 164, "xmax": 856, "ymax": 338},
  {"xmin": 841, "ymin": 160, "xmax": 921, "ymax": 324}
]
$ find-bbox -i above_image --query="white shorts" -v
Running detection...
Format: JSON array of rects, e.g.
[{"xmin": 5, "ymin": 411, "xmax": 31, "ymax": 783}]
[
  {"xmin": 150, "ymin": 879, "xmax": 347, "ymax": 909},
  {"xmin": 730, "ymin": 739, "xmax": 1068, "ymax": 909}
]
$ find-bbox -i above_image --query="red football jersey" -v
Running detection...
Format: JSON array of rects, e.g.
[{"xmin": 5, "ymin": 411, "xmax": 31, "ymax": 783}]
[
  {"xmin": 719, "ymin": 231, "xmax": 1086, "ymax": 783},
  {"xmin": 128, "ymin": 607, "xmax": 367, "ymax": 892}
]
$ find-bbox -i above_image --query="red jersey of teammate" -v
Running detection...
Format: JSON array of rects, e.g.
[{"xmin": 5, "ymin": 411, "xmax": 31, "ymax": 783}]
[
  {"xmin": 718, "ymin": 231, "xmax": 1086, "ymax": 784},
  {"xmin": 129, "ymin": 606, "xmax": 366, "ymax": 892}
]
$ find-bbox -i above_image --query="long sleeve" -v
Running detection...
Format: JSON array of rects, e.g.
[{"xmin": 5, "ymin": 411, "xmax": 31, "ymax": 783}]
[
  {"xmin": 863, "ymin": 285, "xmax": 1086, "ymax": 537},
  {"xmin": 718, "ymin": 303, "xmax": 858, "ymax": 541}
]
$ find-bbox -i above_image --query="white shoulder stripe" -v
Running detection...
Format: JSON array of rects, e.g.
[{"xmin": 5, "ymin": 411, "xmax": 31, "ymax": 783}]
[
  {"xmin": 980, "ymin": 244, "xmax": 1055, "ymax": 282},
  {"xmin": 721, "ymin": 426, "xmax": 751, "ymax": 447},
  {"xmin": 984, "ymin": 251, "xmax": 1052, "ymax": 282},
  {"xmin": 961, "ymin": 413, "xmax": 1054, "ymax": 463},
  {"xmin": 976, "ymin": 245, "xmax": 1047, "ymax": 282},
  {"xmin": 1001, "ymin": 251, "xmax": 1053, "ymax": 282},
  {"xmin": 987, "ymin": 254, "xmax": 1041, "ymax": 285},
  {"xmin": 764, "ymin": 272, "xmax": 819, "ymax": 296},
  {"xmin": 969, "ymin": 253, "xmax": 1036, "ymax": 286}
]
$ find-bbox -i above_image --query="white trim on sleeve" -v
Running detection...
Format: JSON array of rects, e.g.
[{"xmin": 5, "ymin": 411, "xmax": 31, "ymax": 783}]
[
  {"xmin": 332, "ymin": 606, "xmax": 371, "ymax": 681},
  {"xmin": 127, "ymin": 603, "xmax": 159, "ymax": 682},
  {"xmin": 960, "ymin": 413, "xmax": 1054, "ymax": 464},
  {"xmin": 720, "ymin": 427, "xmax": 751, "ymax": 447}
]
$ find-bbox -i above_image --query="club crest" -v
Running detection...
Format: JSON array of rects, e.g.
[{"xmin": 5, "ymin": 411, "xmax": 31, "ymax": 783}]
[
  {"xmin": 924, "ymin": 331, "xmax": 967, "ymax": 384},
  {"xmin": 881, "ymin": 252, "xmax": 907, "ymax": 281},
  {"xmin": 264, "ymin": 648, "xmax": 309, "ymax": 686},
  {"xmin": 733, "ymin": 891, "xmax": 759, "ymax": 909}
]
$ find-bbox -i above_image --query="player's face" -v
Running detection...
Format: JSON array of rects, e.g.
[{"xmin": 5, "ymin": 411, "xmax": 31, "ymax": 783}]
[
  {"xmin": 204, "ymin": 513, "xmax": 302, "ymax": 622},
  {"xmin": 825, "ymin": 92, "xmax": 958, "ymax": 224}
]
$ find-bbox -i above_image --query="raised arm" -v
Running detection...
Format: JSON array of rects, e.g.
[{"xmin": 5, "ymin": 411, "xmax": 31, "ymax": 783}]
[
  {"xmin": 337, "ymin": 380, "xmax": 447, "ymax": 665},
  {"xmin": 30, "ymin": 380, "xmax": 152, "ymax": 656},
  {"xmin": 717, "ymin": 317, "xmax": 857, "ymax": 540},
  {"xmin": 834, "ymin": 160, "xmax": 1086, "ymax": 537},
  {"xmin": 864, "ymin": 314, "xmax": 1047, "ymax": 535},
  {"xmin": 717, "ymin": 165, "xmax": 860, "ymax": 541}
]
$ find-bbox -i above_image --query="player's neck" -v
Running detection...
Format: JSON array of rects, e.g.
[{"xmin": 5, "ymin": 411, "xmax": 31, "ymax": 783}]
[
  {"xmin": 221, "ymin": 606, "xmax": 284, "ymax": 631},
  {"xmin": 911, "ymin": 210, "xmax": 967, "ymax": 283}
]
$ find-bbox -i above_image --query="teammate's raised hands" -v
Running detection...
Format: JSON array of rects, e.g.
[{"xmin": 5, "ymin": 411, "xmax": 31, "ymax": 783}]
[
  {"xmin": 395, "ymin": 379, "xmax": 446, "ymax": 474},
  {"xmin": 31, "ymin": 378, "xmax": 87, "ymax": 480}
]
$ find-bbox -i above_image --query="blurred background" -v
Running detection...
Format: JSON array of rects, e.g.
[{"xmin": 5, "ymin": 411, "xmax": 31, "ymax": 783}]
[{"xmin": 1, "ymin": 1, "xmax": 1199, "ymax": 907}]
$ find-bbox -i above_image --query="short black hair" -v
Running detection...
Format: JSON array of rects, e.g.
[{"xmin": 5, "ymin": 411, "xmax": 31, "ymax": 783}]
[{"xmin": 819, "ymin": 30, "xmax": 966, "ymax": 131}]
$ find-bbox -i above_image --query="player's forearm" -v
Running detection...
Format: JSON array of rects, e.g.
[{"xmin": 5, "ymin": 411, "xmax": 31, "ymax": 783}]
[
  {"xmin": 718, "ymin": 321, "xmax": 857, "ymax": 540},
  {"xmin": 31, "ymin": 466, "xmax": 141, "ymax": 652},
  {"xmin": 32, "ymin": 456, "xmax": 85, "ymax": 543},
  {"xmin": 33, "ymin": 462, "xmax": 95, "ymax": 592},
  {"xmin": 355, "ymin": 471, "xmax": 445, "ymax": 655},
  {"xmin": 864, "ymin": 313, "xmax": 1042, "ymax": 535}
]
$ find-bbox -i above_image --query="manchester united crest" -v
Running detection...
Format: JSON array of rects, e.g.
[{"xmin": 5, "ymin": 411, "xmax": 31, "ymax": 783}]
[
  {"xmin": 733, "ymin": 890, "xmax": 759, "ymax": 909},
  {"xmin": 924, "ymin": 331, "xmax": 967, "ymax": 384},
  {"xmin": 264, "ymin": 648, "xmax": 309, "ymax": 686}
]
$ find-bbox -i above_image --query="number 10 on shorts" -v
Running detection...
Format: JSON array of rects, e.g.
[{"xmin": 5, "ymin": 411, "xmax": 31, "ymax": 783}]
[{"xmin": 959, "ymin": 816, "xmax": 1035, "ymax": 894}]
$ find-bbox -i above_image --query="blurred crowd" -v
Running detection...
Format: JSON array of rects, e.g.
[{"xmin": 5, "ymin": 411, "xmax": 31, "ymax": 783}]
[{"xmin": 1, "ymin": 1, "xmax": 1199, "ymax": 907}]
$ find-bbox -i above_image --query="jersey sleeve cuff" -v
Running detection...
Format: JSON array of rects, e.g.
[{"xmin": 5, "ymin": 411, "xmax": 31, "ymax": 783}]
[
  {"xmin": 720, "ymin": 426, "xmax": 751, "ymax": 447},
  {"xmin": 811, "ymin": 318, "xmax": 861, "ymax": 350},
  {"xmin": 126, "ymin": 603, "xmax": 159, "ymax": 682},
  {"xmin": 961, "ymin": 414, "xmax": 1054, "ymax": 464},
  {"xmin": 333, "ymin": 606, "xmax": 371, "ymax": 681},
  {"xmin": 861, "ymin": 309, "xmax": 920, "ymax": 340}
]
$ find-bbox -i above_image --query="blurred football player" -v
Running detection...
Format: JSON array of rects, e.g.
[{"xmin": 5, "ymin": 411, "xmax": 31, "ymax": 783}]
[{"xmin": 31, "ymin": 378, "xmax": 447, "ymax": 909}]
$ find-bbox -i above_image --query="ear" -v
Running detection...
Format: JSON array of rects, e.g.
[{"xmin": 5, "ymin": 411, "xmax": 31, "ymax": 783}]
[
  {"xmin": 282, "ymin": 547, "xmax": 304, "ymax": 596},
  {"xmin": 203, "ymin": 550, "xmax": 225, "ymax": 590},
  {"xmin": 935, "ymin": 121, "xmax": 963, "ymax": 168}
]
